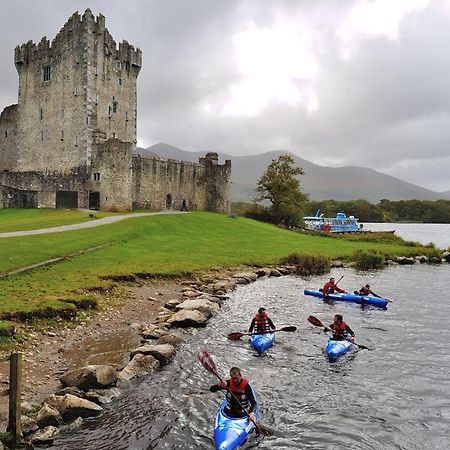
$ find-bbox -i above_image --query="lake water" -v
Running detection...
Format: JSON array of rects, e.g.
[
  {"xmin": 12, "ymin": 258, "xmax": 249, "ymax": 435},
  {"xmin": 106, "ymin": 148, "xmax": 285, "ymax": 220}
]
[
  {"xmin": 50, "ymin": 264, "xmax": 450, "ymax": 450},
  {"xmin": 364, "ymin": 223, "xmax": 450, "ymax": 249}
]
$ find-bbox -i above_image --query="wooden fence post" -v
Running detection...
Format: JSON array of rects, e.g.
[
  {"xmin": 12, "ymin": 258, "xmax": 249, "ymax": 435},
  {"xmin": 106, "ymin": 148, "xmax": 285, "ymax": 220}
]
[{"xmin": 7, "ymin": 351, "xmax": 23, "ymax": 445}]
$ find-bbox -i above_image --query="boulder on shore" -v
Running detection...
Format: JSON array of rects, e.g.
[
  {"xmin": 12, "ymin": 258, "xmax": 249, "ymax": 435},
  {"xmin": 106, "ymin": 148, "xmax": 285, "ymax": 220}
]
[
  {"xmin": 166, "ymin": 310, "xmax": 209, "ymax": 328},
  {"xmin": 45, "ymin": 394, "xmax": 103, "ymax": 421},
  {"xmin": 60, "ymin": 365, "xmax": 118, "ymax": 390},
  {"xmin": 157, "ymin": 332, "xmax": 184, "ymax": 347},
  {"xmin": 118, "ymin": 353, "xmax": 160, "ymax": 381},
  {"xmin": 26, "ymin": 426, "xmax": 59, "ymax": 446},
  {"xmin": 130, "ymin": 343, "xmax": 176, "ymax": 365},
  {"xmin": 175, "ymin": 298, "xmax": 220, "ymax": 318},
  {"xmin": 85, "ymin": 387, "xmax": 121, "ymax": 404},
  {"xmin": 36, "ymin": 403, "xmax": 63, "ymax": 428},
  {"xmin": 140, "ymin": 324, "xmax": 168, "ymax": 340}
]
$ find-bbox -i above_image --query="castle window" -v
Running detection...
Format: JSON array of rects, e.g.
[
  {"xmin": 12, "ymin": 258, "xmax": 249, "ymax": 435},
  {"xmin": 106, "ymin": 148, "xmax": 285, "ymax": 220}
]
[
  {"xmin": 75, "ymin": 135, "xmax": 78, "ymax": 147},
  {"xmin": 40, "ymin": 131, "xmax": 44, "ymax": 141},
  {"xmin": 43, "ymin": 65, "xmax": 51, "ymax": 82},
  {"xmin": 112, "ymin": 132, "xmax": 116, "ymax": 138},
  {"xmin": 61, "ymin": 107, "xmax": 65, "ymax": 119},
  {"xmin": 74, "ymin": 86, "xmax": 78, "ymax": 96},
  {"xmin": 40, "ymin": 108, "xmax": 43, "ymax": 120},
  {"xmin": 95, "ymin": 94, "xmax": 99, "ymax": 104},
  {"xmin": 86, "ymin": 116, "xmax": 90, "ymax": 125},
  {"xmin": 112, "ymin": 101, "xmax": 118, "ymax": 113},
  {"xmin": 4, "ymin": 131, "xmax": 7, "ymax": 138},
  {"xmin": 108, "ymin": 106, "xmax": 112, "ymax": 117},
  {"xmin": 116, "ymin": 61, "xmax": 121, "ymax": 70},
  {"xmin": 118, "ymin": 78, "xmax": 122, "ymax": 86},
  {"xmin": 93, "ymin": 173, "xmax": 101, "ymax": 181},
  {"xmin": 61, "ymin": 130, "xmax": 64, "ymax": 141},
  {"xmin": 125, "ymin": 111, "xmax": 128, "ymax": 121}
]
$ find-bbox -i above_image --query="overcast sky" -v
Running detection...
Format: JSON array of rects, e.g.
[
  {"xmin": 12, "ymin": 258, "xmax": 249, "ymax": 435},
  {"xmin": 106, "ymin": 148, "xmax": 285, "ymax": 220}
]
[{"xmin": 1, "ymin": 0, "xmax": 449, "ymax": 192}]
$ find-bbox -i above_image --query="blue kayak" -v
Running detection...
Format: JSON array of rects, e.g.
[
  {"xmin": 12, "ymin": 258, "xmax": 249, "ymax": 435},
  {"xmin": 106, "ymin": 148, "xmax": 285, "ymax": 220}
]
[
  {"xmin": 214, "ymin": 395, "xmax": 259, "ymax": 450},
  {"xmin": 250, "ymin": 333, "xmax": 275, "ymax": 354},
  {"xmin": 325, "ymin": 336, "xmax": 353, "ymax": 360},
  {"xmin": 304, "ymin": 289, "xmax": 388, "ymax": 309}
]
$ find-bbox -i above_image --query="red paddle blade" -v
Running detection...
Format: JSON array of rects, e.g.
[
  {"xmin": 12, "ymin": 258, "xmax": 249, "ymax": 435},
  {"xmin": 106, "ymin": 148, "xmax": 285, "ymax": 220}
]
[
  {"xmin": 197, "ymin": 351, "xmax": 218, "ymax": 376},
  {"xmin": 279, "ymin": 326, "xmax": 297, "ymax": 332},
  {"xmin": 307, "ymin": 315, "xmax": 324, "ymax": 327},
  {"xmin": 227, "ymin": 332, "xmax": 245, "ymax": 340}
]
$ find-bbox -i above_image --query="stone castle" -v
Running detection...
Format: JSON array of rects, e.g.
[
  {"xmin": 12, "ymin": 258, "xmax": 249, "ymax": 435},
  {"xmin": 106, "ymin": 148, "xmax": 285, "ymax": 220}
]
[{"xmin": 0, "ymin": 9, "xmax": 231, "ymax": 212}]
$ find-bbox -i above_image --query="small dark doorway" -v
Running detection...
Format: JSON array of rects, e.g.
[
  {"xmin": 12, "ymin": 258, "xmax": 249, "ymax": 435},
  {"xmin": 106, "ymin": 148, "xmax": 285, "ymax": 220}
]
[
  {"xmin": 56, "ymin": 191, "xmax": 78, "ymax": 209},
  {"xmin": 166, "ymin": 193, "xmax": 172, "ymax": 209},
  {"xmin": 181, "ymin": 199, "xmax": 188, "ymax": 211},
  {"xmin": 89, "ymin": 192, "xmax": 100, "ymax": 210}
]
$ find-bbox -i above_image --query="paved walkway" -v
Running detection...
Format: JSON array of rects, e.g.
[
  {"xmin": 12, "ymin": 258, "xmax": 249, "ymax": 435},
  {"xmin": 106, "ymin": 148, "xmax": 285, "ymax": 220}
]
[{"xmin": 0, "ymin": 211, "xmax": 187, "ymax": 238}]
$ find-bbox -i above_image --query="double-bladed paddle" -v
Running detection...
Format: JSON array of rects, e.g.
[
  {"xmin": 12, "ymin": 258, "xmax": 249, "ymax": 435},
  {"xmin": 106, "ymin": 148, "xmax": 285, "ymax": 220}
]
[
  {"xmin": 307, "ymin": 315, "xmax": 372, "ymax": 351},
  {"xmin": 227, "ymin": 326, "xmax": 297, "ymax": 341},
  {"xmin": 197, "ymin": 350, "xmax": 273, "ymax": 436},
  {"xmin": 370, "ymin": 291, "xmax": 392, "ymax": 303}
]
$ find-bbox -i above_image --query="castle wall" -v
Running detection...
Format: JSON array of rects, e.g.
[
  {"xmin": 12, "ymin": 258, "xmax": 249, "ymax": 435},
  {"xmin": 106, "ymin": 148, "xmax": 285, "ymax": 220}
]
[
  {"xmin": 0, "ymin": 170, "xmax": 89, "ymax": 208},
  {"xmin": 90, "ymin": 139, "xmax": 133, "ymax": 211},
  {"xmin": 12, "ymin": 10, "xmax": 141, "ymax": 173},
  {"xmin": 132, "ymin": 155, "xmax": 207, "ymax": 210},
  {"xmin": 0, "ymin": 105, "xmax": 18, "ymax": 171}
]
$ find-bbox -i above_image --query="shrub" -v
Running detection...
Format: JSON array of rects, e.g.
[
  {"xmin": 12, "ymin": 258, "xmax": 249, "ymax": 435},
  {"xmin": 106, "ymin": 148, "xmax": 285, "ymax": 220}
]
[
  {"xmin": 281, "ymin": 253, "xmax": 330, "ymax": 276},
  {"xmin": 353, "ymin": 250, "xmax": 385, "ymax": 270}
]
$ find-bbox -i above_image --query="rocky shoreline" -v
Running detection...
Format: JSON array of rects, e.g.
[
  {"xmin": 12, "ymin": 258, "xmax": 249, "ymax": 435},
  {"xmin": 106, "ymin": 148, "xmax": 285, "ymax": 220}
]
[{"xmin": 2, "ymin": 251, "xmax": 450, "ymax": 447}]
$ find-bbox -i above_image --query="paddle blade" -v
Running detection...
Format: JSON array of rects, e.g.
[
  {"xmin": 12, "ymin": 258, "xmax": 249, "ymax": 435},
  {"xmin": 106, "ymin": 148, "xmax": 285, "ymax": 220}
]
[
  {"xmin": 227, "ymin": 332, "xmax": 245, "ymax": 340},
  {"xmin": 307, "ymin": 315, "xmax": 324, "ymax": 328},
  {"xmin": 197, "ymin": 351, "xmax": 218, "ymax": 376},
  {"xmin": 255, "ymin": 423, "xmax": 274, "ymax": 436},
  {"xmin": 354, "ymin": 342, "xmax": 373, "ymax": 351},
  {"xmin": 279, "ymin": 326, "xmax": 297, "ymax": 332}
]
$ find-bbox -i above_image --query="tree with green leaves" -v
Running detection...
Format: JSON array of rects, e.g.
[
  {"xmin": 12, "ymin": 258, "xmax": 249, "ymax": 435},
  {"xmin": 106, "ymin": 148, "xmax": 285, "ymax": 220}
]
[{"xmin": 255, "ymin": 154, "xmax": 308, "ymax": 227}]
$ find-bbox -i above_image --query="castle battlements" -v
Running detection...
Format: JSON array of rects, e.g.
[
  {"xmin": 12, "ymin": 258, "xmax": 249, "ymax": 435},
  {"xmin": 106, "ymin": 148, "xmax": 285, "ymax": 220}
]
[{"xmin": 14, "ymin": 9, "xmax": 142, "ymax": 71}]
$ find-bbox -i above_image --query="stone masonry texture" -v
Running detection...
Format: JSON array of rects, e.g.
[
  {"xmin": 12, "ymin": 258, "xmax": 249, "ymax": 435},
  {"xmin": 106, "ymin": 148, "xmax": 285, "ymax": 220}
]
[{"xmin": 0, "ymin": 10, "xmax": 231, "ymax": 213}]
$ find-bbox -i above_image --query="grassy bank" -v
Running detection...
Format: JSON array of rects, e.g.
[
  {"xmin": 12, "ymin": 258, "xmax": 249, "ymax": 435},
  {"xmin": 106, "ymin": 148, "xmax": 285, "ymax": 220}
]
[
  {"xmin": 0, "ymin": 211, "xmax": 435, "ymax": 325},
  {"xmin": 0, "ymin": 208, "xmax": 116, "ymax": 232}
]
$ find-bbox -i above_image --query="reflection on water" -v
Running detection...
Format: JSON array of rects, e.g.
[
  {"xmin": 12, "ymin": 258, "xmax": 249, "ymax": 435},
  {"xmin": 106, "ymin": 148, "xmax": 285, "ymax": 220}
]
[{"xmin": 50, "ymin": 265, "xmax": 450, "ymax": 450}]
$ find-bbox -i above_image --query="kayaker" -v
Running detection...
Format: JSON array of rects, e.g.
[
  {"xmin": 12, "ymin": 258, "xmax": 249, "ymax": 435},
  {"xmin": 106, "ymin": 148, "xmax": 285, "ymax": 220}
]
[
  {"xmin": 325, "ymin": 314, "xmax": 355, "ymax": 341},
  {"xmin": 322, "ymin": 277, "xmax": 346, "ymax": 295},
  {"xmin": 357, "ymin": 284, "xmax": 373, "ymax": 296},
  {"xmin": 248, "ymin": 307, "xmax": 276, "ymax": 334},
  {"xmin": 210, "ymin": 367, "xmax": 257, "ymax": 421}
]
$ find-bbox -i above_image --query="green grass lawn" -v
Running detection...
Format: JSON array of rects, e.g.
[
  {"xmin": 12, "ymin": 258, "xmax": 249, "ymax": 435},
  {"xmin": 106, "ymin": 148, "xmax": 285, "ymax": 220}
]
[
  {"xmin": 0, "ymin": 208, "xmax": 119, "ymax": 232},
  {"xmin": 0, "ymin": 211, "xmax": 434, "ymax": 321}
]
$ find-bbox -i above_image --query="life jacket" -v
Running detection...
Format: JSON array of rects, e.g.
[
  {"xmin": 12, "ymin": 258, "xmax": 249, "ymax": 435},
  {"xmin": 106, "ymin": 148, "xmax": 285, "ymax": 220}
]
[
  {"xmin": 226, "ymin": 378, "xmax": 250, "ymax": 411},
  {"xmin": 359, "ymin": 286, "xmax": 370, "ymax": 295},
  {"xmin": 254, "ymin": 312, "xmax": 271, "ymax": 333},
  {"xmin": 332, "ymin": 320, "xmax": 347, "ymax": 338},
  {"xmin": 323, "ymin": 281, "xmax": 336, "ymax": 294}
]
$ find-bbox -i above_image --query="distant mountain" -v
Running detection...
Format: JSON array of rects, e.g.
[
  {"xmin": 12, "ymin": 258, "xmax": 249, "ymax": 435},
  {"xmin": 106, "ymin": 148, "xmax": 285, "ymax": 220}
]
[{"xmin": 137, "ymin": 143, "xmax": 450, "ymax": 202}]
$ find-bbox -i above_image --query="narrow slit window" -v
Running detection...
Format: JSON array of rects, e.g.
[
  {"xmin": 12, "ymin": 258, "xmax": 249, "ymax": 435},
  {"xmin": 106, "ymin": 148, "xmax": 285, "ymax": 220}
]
[
  {"xmin": 43, "ymin": 66, "xmax": 51, "ymax": 81},
  {"xmin": 75, "ymin": 135, "xmax": 78, "ymax": 147},
  {"xmin": 5, "ymin": 131, "xmax": 7, "ymax": 138},
  {"xmin": 40, "ymin": 131, "xmax": 44, "ymax": 141},
  {"xmin": 93, "ymin": 173, "xmax": 101, "ymax": 181},
  {"xmin": 40, "ymin": 108, "xmax": 43, "ymax": 120},
  {"xmin": 61, "ymin": 107, "xmax": 65, "ymax": 119},
  {"xmin": 112, "ymin": 101, "xmax": 117, "ymax": 113},
  {"xmin": 118, "ymin": 78, "xmax": 122, "ymax": 86},
  {"xmin": 61, "ymin": 130, "xmax": 64, "ymax": 141}
]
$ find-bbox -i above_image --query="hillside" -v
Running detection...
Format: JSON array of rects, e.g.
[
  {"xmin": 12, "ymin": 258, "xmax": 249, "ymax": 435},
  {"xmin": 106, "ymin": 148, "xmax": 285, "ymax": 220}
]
[{"xmin": 138, "ymin": 143, "xmax": 450, "ymax": 202}]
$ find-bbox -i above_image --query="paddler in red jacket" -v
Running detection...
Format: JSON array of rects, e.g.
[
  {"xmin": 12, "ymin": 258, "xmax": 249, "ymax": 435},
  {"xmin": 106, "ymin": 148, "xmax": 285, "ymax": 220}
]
[
  {"xmin": 210, "ymin": 367, "xmax": 257, "ymax": 420},
  {"xmin": 248, "ymin": 307, "xmax": 276, "ymax": 334},
  {"xmin": 322, "ymin": 277, "xmax": 346, "ymax": 295},
  {"xmin": 325, "ymin": 314, "xmax": 355, "ymax": 341}
]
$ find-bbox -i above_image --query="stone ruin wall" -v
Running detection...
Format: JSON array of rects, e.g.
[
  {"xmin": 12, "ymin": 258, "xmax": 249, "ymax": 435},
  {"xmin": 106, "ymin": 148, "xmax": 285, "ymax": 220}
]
[
  {"xmin": 0, "ymin": 105, "xmax": 18, "ymax": 171},
  {"xmin": 90, "ymin": 139, "xmax": 133, "ymax": 211},
  {"xmin": 132, "ymin": 155, "xmax": 208, "ymax": 211}
]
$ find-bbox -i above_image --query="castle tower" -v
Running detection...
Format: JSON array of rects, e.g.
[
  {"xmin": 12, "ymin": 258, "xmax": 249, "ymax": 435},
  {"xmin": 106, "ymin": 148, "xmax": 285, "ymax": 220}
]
[{"xmin": 12, "ymin": 9, "xmax": 142, "ymax": 173}]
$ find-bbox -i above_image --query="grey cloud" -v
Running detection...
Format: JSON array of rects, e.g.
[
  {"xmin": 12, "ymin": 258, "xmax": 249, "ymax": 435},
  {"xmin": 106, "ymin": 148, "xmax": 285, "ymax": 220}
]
[{"xmin": 0, "ymin": 0, "xmax": 449, "ymax": 192}]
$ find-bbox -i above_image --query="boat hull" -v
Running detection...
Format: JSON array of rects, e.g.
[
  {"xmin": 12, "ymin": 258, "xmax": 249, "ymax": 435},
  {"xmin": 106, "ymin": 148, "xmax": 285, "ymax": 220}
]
[
  {"xmin": 250, "ymin": 333, "xmax": 275, "ymax": 354},
  {"xmin": 304, "ymin": 289, "xmax": 388, "ymax": 309},
  {"xmin": 214, "ymin": 400, "xmax": 258, "ymax": 450},
  {"xmin": 325, "ymin": 337, "xmax": 353, "ymax": 360}
]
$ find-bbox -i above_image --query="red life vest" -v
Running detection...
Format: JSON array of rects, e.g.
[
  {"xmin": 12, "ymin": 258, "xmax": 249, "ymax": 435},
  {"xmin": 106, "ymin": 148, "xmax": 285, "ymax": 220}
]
[
  {"xmin": 254, "ymin": 312, "xmax": 270, "ymax": 333},
  {"xmin": 360, "ymin": 286, "xmax": 370, "ymax": 295},
  {"xmin": 226, "ymin": 378, "xmax": 250, "ymax": 410},
  {"xmin": 332, "ymin": 320, "xmax": 347, "ymax": 337}
]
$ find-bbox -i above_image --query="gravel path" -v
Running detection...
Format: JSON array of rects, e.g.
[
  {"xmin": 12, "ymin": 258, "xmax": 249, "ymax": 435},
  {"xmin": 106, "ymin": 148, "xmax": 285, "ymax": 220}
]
[{"xmin": 0, "ymin": 210, "xmax": 186, "ymax": 238}]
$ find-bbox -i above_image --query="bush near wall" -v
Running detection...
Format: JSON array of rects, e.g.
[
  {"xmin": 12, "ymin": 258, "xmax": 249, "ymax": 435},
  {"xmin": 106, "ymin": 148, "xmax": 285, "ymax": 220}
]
[
  {"xmin": 280, "ymin": 253, "xmax": 330, "ymax": 276},
  {"xmin": 353, "ymin": 250, "xmax": 385, "ymax": 270}
]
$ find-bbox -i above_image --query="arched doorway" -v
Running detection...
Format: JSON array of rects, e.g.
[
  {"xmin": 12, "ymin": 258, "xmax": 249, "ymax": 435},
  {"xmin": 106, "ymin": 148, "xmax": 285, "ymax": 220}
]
[{"xmin": 166, "ymin": 193, "xmax": 172, "ymax": 209}]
